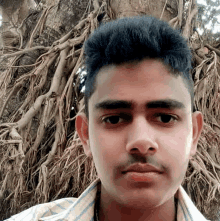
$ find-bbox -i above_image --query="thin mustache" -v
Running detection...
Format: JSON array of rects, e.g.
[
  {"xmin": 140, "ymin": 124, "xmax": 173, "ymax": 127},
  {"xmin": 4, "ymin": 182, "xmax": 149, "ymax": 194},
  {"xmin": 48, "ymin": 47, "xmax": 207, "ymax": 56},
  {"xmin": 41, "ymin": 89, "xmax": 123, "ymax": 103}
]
[
  {"xmin": 118, "ymin": 157, "xmax": 164, "ymax": 173},
  {"xmin": 122, "ymin": 163, "xmax": 164, "ymax": 174}
]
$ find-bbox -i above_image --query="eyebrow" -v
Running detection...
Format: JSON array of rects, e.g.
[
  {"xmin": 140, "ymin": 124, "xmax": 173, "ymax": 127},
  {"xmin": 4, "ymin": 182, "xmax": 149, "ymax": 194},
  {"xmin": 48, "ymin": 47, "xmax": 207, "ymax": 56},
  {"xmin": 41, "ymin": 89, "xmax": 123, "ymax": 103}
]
[{"xmin": 94, "ymin": 99, "xmax": 185, "ymax": 110}]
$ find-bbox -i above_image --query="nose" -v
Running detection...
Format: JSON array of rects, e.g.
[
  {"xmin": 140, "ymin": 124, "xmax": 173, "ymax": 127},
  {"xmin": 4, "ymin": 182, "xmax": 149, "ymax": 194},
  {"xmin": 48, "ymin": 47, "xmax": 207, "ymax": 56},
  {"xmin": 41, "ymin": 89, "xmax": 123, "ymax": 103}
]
[{"xmin": 126, "ymin": 116, "xmax": 159, "ymax": 156}]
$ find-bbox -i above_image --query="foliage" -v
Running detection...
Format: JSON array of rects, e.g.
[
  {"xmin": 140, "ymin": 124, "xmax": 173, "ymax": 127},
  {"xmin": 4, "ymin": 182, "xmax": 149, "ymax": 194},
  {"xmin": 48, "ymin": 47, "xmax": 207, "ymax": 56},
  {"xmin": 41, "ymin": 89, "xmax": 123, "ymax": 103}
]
[{"xmin": 196, "ymin": 0, "xmax": 220, "ymax": 42}]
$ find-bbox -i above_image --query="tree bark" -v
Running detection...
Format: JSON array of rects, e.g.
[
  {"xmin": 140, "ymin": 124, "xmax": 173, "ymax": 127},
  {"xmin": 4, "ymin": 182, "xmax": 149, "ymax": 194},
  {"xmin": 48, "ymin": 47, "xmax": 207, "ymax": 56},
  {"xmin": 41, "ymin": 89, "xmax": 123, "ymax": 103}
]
[
  {"xmin": 108, "ymin": 0, "xmax": 178, "ymax": 22},
  {"xmin": 0, "ymin": 0, "xmax": 36, "ymax": 47}
]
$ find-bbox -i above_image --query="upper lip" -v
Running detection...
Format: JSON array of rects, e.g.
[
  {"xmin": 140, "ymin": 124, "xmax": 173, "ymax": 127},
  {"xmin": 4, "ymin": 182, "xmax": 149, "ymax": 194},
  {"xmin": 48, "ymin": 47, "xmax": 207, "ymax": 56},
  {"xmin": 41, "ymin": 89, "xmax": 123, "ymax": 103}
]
[{"xmin": 122, "ymin": 163, "xmax": 163, "ymax": 174}]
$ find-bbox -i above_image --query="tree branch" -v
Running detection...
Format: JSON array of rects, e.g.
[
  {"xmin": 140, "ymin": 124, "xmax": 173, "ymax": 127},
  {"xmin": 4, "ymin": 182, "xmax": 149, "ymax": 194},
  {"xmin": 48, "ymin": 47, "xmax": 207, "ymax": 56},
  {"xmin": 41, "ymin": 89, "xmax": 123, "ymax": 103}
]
[
  {"xmin": 2, "ymin": 46, "xmax": 49, "ymax": 58},
  {"xmin": 205, "ymin": 44, "xmax": 220, "ymax": 57},
  {"xmin": 93, "ymin": 0, "xmax": 100, "ymax": 12},
  {"xmin": 182, "ymin": 7, "xmax": 198, "ymax": 39}
]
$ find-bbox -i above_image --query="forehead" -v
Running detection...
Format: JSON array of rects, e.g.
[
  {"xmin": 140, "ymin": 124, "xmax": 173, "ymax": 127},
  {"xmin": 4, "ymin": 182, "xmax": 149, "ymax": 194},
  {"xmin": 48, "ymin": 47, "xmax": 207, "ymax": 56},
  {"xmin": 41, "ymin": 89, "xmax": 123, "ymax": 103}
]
[{"xmin": 89, "ymin": 59, "xmax": 191, "ymax": 113}]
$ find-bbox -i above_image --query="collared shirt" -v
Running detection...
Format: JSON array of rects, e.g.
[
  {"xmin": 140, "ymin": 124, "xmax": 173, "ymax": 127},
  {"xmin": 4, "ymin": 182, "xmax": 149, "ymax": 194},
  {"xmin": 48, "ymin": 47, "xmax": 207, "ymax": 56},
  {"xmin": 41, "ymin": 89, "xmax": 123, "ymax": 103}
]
[{"xmin": 5, "ymin": 178, "xmax": 208, "ymax": 221}]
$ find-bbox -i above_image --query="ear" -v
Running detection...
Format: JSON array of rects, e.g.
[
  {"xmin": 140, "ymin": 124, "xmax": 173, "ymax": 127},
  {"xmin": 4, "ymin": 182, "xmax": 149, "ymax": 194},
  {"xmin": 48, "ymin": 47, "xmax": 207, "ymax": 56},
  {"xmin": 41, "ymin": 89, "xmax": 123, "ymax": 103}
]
[
  {"xmin": 75, "ymin": 113, "xmax": 92, "ymax": 158},
  {"xmin": 190, "ymin": 111, "xmax": 204, "ymax": 157}
]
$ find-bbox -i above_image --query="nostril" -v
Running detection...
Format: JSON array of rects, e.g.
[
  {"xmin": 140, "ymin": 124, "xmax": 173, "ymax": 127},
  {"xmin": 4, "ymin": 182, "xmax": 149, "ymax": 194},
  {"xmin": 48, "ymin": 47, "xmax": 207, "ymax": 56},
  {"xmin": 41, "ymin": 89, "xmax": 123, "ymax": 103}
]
[
  {"xmin": 131, "ymin": 147, "xmax": 139, "ymax": 151},
  {"xmin": 149, "ymin": 147, "xmax": 155, "ymax": 151}
]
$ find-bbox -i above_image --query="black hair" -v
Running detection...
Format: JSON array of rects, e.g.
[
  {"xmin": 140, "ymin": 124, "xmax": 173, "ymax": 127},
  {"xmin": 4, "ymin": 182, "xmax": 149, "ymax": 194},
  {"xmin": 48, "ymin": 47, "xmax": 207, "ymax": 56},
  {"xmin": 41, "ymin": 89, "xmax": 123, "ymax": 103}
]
[{"xmin": 84, "ymin": 16, "xmax": 194, "ymax": 118}]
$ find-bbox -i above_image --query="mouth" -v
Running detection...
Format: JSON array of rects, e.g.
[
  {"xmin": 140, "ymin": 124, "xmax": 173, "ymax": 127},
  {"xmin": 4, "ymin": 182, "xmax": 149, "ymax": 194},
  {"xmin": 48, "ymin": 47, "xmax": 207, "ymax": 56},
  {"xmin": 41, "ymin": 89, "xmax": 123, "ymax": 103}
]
[
  {"xmin": 122, "ymin": 163, "xmax": 163, "ymax": 174},
  {"xmin": 122, "ymin": 163, "xmax": 163, "ymax": 182}
]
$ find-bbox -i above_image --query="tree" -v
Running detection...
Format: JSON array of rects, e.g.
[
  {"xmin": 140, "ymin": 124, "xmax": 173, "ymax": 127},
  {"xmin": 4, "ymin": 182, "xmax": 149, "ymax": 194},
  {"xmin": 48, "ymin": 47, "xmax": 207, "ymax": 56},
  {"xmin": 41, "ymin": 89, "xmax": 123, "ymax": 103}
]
[
  {"xmin": 196, "ymin": 0, "xmax": 220, "ymax": 42},
  {"xmin": 0, "ymin": 0, "xmax": 219, "ymax": 220}
]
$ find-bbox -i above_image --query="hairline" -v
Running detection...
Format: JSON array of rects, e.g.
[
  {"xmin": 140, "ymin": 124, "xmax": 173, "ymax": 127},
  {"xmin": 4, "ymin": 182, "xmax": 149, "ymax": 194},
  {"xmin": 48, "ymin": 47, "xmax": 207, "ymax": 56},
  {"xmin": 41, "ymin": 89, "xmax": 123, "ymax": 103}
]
[{"xmin": 85, "ymin": 58, "xmax": 194, "ymax": 119}]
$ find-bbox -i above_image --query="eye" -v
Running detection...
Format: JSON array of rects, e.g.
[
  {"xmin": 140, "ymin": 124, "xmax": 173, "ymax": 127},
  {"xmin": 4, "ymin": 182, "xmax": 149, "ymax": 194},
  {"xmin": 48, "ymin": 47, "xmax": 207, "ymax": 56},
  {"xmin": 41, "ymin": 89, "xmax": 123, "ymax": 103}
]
[
  {"xmin": 101, "ymin": 114, "xmax": 131, "ymax": 125},
  {"xmin": 102, "ymin": 116, "xmax": 123, "ymax": 124},
  {"xmin": 156, "ymin": 114, "xmax": 178, "ymax": 124}
]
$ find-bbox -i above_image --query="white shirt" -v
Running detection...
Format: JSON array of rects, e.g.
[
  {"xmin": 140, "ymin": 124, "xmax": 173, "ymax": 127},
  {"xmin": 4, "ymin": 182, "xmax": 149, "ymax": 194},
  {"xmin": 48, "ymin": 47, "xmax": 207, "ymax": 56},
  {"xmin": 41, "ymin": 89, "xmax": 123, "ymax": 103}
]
[{"xmin": 5, "ymin": 178, "xmax": 209, "ymax": 221}]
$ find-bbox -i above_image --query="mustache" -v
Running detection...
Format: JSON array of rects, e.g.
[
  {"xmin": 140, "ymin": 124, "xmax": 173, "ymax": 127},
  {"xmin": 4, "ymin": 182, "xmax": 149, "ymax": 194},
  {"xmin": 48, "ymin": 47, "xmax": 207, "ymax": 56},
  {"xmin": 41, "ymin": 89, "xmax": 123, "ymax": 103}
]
[{"xmin": 117, "ymin": 155, "xmax": 165, "ymax": 172}]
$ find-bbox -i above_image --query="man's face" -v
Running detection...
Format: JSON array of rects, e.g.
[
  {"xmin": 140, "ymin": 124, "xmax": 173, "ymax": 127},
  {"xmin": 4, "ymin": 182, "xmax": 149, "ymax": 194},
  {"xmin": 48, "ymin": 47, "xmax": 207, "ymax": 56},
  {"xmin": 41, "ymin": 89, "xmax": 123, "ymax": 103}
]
[{"xmin": 76, "ymin": 59, "xmax": 203, "ymax": 209}]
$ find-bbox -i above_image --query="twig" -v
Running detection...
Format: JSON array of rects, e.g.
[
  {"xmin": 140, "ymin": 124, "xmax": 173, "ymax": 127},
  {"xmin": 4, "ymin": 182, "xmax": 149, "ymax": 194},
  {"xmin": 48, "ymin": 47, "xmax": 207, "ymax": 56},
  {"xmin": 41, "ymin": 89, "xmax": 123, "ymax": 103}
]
[
  {"xmin": 0, "ymin": 53, "xmax": 56, "ymax": 119},
  {"xmin": 35, "ymin": 39, "xmax": 73, "ymax": 63},
  {"xmin": 67, "ymin": 104, "xmax": 85, "ymax": 121},
  {"xmin": 28, "ymin": 98, "xmax": 56, "ymax": 165},
  {"xmin": 81, "ymin": 0, "xmax": 92, "ymax": 20},
  {"xmin": 39, "ymin": 113, "xmax": 62, "ymax": 202},
  {"xmin": 17, "ymin": 94, "xmax": 47, "ymax": 130},
  {"xmin": 190, "ymin": 159, "xmax": 219, "ymax": 185},
  {"xmin": 0, "ymin": 140, "xmax": 22, "ymax": 144},
  {"xmin": 66, "ymin": 48, "xmax": 81, "ymax": 60},
  {"xmin": 205, "ymin": 44, "xmax": 220, "ymax": 57},
  {"xmin": 0, "ymin": 171, "xmax": 10, "ymax": 201},
  {"xmin": 10, "ymin": 60, "xmax": 42, "ymax": 68},
  {"xmin": 61, "ymin": 48, "xmax": 84, "ymax": 103},
  {"xmin": 53, "ymin": 29, "xmax": 74, "ymax": 46},
  {"xmin": 160, "ymin": 0, "xmax": 168, "ymax": 20},
  {"xmin": 169, "ymin": 17, "xmax": 178, "ymax": 26},
  {"xmin": 198, "ymin": 150, "xmax": 220, "ymax": 178},
  {"xmin": 35, "ymin": 52, "xmax": 57, "ymax": 75},
  {"xmin": 74, "ymin": 18, "xmax": 88, "ymax": 31},
  {"xmin": 16, "ymin": 70, "xmax": 47, "ymax": 114},
  {"xmin": 0, "ymin": 46, "xmax": 22, "ymax": 52},
  {"xmin": 182, "ymin": 7, "xmax": 198, "ymax": 39},
  {"xmin": 93, "ymin": 0, "xmax": 100, "ymax": 12},
  {"xmin": 0, "ymin": 80, "xmax": 24, "ymax": 118},
  {"xmin": 173, "ymin": 20, "xmax": 178, "ymax": 29},
  {"xmin": 0, "ymin": 56, "xmax": 21, "ymax": 89},
  {"xmin": 17, "ymin": 47, "xmax": 69, "ymax": 131},
  {"xmin": 177, "ymin": 0, "xmax": 183, "ymax": 28},
  {"xmin": 28, "ymin": 5, "xmax": 55, "ymax": 48},
  {"xmin": 2, "ymin": 46, "xmax": 49, "ymax": 59}
]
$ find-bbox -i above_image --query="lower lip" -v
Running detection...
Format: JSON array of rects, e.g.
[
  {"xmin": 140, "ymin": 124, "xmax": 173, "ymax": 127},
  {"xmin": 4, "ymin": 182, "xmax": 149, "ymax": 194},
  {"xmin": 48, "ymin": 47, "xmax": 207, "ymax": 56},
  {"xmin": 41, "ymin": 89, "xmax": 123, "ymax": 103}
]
[{"xmin": 124, "ymin": 171, "xmax": 161, "ymax": 182}]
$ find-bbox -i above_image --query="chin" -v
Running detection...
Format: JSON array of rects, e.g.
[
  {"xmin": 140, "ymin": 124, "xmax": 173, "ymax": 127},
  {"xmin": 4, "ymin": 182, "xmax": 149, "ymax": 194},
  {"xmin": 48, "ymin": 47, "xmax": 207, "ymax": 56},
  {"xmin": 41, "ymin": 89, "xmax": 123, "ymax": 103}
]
[{"xmin": 114, "ymin": 190, "xmax": 168, "ymax": 209}]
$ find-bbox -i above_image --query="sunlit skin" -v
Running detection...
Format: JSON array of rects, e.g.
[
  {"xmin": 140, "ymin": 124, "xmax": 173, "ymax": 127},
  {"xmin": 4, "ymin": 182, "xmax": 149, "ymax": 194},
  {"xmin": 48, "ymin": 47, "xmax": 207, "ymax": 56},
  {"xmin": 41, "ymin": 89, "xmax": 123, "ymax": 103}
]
[{"xmin": 76, "ymin": 59, "xmax": 203, "ymax": 221}]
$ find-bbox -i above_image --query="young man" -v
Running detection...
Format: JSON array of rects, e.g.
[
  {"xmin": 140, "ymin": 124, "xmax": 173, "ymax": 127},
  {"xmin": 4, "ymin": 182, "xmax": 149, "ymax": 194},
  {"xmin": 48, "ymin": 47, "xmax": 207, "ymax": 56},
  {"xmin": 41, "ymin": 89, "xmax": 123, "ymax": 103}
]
[{"xmin": 7, "ymin": 16, "xmax": 206, "ymax": 221}]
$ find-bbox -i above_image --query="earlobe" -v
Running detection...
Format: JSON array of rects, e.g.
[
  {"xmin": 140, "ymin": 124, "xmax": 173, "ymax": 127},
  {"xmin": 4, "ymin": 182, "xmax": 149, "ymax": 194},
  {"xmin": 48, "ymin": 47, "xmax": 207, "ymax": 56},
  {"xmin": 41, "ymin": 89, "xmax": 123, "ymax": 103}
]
[
  {"xmin": 75, "ymin": 113, "xmax": 92, "ymax": 157},
  {"xmin": 190, "ymin": 111, "xmax": 204, "ymax": 157}
]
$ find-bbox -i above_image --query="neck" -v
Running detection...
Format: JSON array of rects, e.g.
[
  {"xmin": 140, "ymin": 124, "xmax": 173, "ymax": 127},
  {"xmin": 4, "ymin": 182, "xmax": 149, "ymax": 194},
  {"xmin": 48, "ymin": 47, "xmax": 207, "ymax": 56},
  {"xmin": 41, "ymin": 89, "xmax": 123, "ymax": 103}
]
[{"xmin": 97, "ymin": 185, "xmax": 177, "ymax": 221}]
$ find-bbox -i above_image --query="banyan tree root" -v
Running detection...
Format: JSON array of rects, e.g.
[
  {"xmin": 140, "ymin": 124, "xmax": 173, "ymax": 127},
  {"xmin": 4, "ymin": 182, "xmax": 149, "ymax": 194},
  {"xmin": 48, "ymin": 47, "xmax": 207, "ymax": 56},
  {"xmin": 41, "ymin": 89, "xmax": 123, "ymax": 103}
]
[
  {"xmin": 0, "ymin": 0, "xmax": 103, "ymax": 214},
  {"xmin": 0, "ymin": 0, "xmax": 219, "ymax": 220}
]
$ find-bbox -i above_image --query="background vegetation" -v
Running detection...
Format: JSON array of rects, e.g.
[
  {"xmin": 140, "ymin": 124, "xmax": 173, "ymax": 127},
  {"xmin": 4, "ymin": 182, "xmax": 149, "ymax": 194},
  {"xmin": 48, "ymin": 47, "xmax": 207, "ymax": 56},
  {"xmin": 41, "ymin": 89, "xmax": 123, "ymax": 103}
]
[{"xmin": 0, "ymin": 0, "xmax": 219, "ymax": 220}]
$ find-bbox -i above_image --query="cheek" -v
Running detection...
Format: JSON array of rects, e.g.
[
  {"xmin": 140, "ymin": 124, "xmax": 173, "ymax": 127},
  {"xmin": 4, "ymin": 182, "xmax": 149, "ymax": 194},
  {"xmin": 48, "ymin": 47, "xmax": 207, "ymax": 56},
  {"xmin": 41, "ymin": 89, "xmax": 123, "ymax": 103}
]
[
  {"xmin": 159, "ymin": 132, "xmax": 192, "ymax": 177},
  {"xmin": 90, "ymin": 121, "xmax": 124, "ymax": 149},
  {"xmin": 166, "ymin": 124, "xmax": 193, "ymax": 156},
  {"xmin": 88, "ymin": 125, "xmax": 123, "ymax": 169}
]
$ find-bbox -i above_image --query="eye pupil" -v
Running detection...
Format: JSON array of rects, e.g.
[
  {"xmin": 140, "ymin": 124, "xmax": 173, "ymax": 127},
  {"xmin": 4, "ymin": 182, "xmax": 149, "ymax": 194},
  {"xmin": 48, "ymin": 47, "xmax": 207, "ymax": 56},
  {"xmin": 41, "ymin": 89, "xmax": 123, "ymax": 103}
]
[
  {"xmin": 161, "ymin": 115, "xmax": 172, "ymax": 123},
  {"xmin": 108, "ymin": 116, "xmax": 120, "ymax": 124}
]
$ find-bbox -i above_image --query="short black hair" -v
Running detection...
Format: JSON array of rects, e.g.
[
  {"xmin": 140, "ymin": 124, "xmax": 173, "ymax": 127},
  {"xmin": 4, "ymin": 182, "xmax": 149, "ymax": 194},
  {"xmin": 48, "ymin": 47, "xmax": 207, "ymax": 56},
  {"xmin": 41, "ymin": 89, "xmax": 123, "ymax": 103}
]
[{"xmin": 84, "ymin": 16, "xmax": 194, "ymax": 118}]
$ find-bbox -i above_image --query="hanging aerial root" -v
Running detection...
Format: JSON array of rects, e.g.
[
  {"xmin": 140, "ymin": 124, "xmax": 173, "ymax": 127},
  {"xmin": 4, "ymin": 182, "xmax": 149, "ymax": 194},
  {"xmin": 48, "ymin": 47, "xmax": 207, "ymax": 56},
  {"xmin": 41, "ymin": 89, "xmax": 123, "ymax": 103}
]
[
  {"xmin": 28, "ymin": 5, "xmax": 56, "ymax": 48},
  {"xmin": 1, "ymin": 1, "xmax": 219, "ymax": 220},
  {"xmin": 0, "ymin": 1, "xmax": 105, "ymax": 219},
  {"xmin": 36, "ymin": 112, "xmax": 62, "ymax": 202},
  {"xmin": 15, "ymin": 47, "xmax": 69, "ymax": 132},
  {"xmin": 182, "ymin": 0, "xmax": 198, "ymax": 39},
  {"xmin": 0, "ymin": 79, "xmax": 25, "ymax": 118},
  {"xmin": 205, "ymin": 44, "xmax": 220, "ymax": 57},
  {"xmin": 2, "ymin": 46, "xmax": 50, "ymax": 59}
]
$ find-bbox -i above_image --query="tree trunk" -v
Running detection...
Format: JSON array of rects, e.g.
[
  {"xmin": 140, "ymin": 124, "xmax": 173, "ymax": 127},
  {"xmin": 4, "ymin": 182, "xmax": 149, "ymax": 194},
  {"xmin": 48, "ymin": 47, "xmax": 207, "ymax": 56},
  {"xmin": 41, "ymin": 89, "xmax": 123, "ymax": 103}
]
[
  {"xmin": 0, "ymin": 0, "xmax": 219, "ymax": 220},
  {"xmin": 108, "ymin": 0, "xmax": 178, "ymax": 21},
  {"xmin": 0, "ymin": 0, "xmax": 36, "ymax": 47}
]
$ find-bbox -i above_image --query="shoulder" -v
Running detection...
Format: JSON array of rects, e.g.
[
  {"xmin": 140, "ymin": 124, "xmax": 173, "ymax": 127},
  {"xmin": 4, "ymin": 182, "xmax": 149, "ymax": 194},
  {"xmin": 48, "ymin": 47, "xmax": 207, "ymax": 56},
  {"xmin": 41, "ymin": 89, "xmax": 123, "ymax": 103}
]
[
  {"xmin": 177, "ymin": 186, "xmax": 209, "ymax": 221},
  {"xmin": 4, "ymin": 197, "xmax": 77, "ymax": 221}
]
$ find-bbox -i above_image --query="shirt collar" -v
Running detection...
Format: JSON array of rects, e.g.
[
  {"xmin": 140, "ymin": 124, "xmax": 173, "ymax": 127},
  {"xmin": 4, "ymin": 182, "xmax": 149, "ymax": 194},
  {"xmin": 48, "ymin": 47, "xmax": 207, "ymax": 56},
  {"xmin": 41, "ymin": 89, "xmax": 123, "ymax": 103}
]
[
  {"xmin": 176, "ymin": 186, "xmax": 208, "ymax": 221},
  {"xmin": 40, "ymin": 178, "xmax": 209, "ymax": 221}
]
